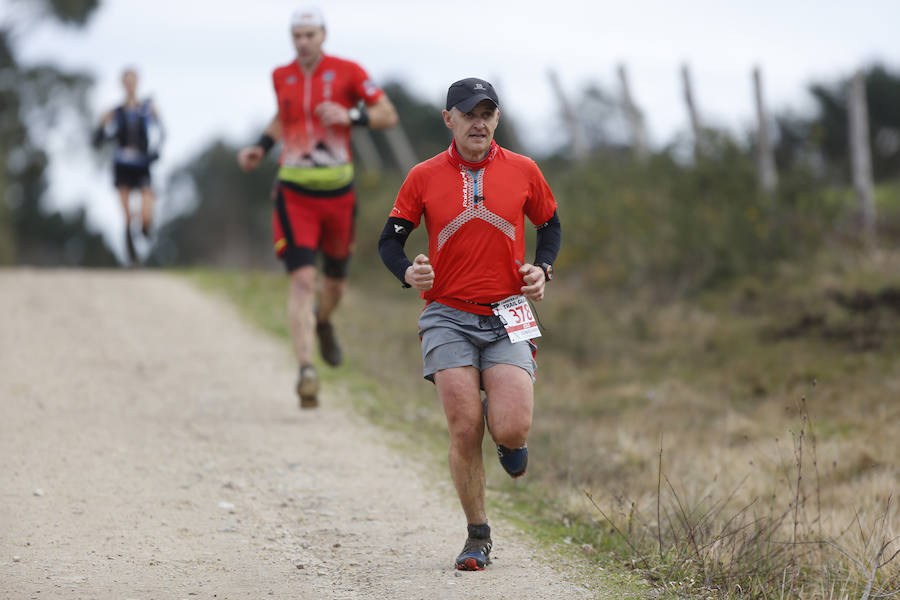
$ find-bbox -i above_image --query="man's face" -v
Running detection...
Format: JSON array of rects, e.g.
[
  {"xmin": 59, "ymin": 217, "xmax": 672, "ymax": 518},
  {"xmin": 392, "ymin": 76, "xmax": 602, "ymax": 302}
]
[
  {"xmin": 122, "ymin": 71, "xmax": 138, "ymax": 96},
  {"xmin": 291, "ymin": 25, "xmax": 325, "ymax": 67},
  {"xmin": 442, "ymin": 100, "xmax": 500, "ymax": 159}
]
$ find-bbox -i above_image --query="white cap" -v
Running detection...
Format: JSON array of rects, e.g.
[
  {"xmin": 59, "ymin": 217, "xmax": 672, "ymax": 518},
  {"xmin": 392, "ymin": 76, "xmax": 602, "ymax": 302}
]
[{"xmin": 291, "ymin": 7, "xmax": 325, "ymax": 29}]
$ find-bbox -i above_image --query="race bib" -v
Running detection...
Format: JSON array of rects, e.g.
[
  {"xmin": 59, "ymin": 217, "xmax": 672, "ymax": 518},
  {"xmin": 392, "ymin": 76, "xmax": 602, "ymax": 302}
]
[{"xmin": 492, "ymin": 295, "xmax": 541, "ymax": 343}]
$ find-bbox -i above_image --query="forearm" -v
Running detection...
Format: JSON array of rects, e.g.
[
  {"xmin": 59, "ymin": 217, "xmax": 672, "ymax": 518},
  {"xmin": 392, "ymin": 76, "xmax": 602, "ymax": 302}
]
[
  {"xmin": 378, "ymin": 217, "xmax": 414, "ymax": 287},
  {"xmin": 148, "ymin": 105, "xmax": 165, "ymax": 156},
  {"xmin": 263, "ymin": 114, "xmax": 282, "ymax": 141},
  {"xmin": 92, "ymin": 112, "xmax": 112, "ymax": 146},
  {"xmin": 534, "ymin": 211, "xmax": 561, "ymax": 266},
  {"xmin": 253, "ymin": 115, "xmax": 282, "ymax": 155},
  {"xmin": 366, "ymin": 96, "xmax": 398, "ymax": 130}
]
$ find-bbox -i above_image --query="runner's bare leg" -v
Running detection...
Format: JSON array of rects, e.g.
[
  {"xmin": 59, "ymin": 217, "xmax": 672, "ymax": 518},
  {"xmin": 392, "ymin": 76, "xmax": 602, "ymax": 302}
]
[
  {"xmin": 288, "ymin": 265, "xmax": 317, "ymax": 365},
  {"xmin": 317, "ymin": 275, "xmax": 346, "ymax": 323},
  {"xmin": 118, "ymin": 186, "xmax": 138, "ymax": 262},
  {"xmin": 140, "ymin": 186, "xmax": 155, "ymax": 233},
  {"xmin": 482, "ymin": 364, "xmax": 533, "ymax": 448},
  {"xmin": 117, "ymin": 186, "xmax": 132, "ymax": 225},
  {"xmin": 436, "ymin": 366, "xmax": 487, "ymax": 525}
]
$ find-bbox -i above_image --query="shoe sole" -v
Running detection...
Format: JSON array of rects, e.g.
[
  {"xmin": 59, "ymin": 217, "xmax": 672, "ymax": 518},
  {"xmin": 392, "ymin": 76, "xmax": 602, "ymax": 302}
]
[
  {"xmin": 296, "ymin": 376, "xmax": 319, "ymax": 409},
  {"xmin": 319, "ymin": 347, "xmax": 341, "ymax": 367},
  {"xmin": 316, "ymin": 324, "xmax": 343, "ymax": 367},
  {"xmin": 456, "ymin": 558, "xmax": 485, "ymax": 571}
]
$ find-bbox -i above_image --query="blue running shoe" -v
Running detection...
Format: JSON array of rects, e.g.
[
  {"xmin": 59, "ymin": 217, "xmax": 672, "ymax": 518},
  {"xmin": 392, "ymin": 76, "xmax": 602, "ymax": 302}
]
[
  {"xmin": 455, "ymin": 524, "xmax": 492, "ymax": 571},
  {"xmin": 497, "ymin": 445, "xmax": 528, "ymax": 478}
]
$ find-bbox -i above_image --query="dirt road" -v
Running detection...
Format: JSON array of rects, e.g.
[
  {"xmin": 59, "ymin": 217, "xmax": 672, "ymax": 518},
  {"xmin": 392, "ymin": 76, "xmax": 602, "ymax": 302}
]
[{"xmin": 0, "ymin": 270, "xmax": 594, "ymax": 599}]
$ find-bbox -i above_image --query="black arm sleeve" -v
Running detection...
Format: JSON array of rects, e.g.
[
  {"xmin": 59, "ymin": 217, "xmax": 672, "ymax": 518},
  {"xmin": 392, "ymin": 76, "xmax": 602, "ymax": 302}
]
[
  {"xmin": 534, "ymin": 210, "xmax": 561, "ymax": 266},
  {"xmin": 91, "ymin": 125, "xmax": 105, "ymax": 149},
  {"xmin": 378, "ymin": 217, "xmax": 416, "ymax": 288}
]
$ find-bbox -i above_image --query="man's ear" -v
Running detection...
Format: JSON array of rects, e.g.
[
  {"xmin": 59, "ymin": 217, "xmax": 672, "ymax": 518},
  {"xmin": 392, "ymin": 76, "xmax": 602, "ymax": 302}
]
[{"xmin": 442, "ymin": 109, "xmax": 453, "ymax": 130}]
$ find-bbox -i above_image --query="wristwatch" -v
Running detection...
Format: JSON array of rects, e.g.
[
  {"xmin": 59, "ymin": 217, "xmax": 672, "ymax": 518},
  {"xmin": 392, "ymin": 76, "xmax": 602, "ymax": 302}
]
[
  {"xmin": 347, "ymin": 106, "xmax": 369, "ymax": 126},
  {"xmin": 538, "ymin": 263, "xmax": 553, "ymax": 281}
]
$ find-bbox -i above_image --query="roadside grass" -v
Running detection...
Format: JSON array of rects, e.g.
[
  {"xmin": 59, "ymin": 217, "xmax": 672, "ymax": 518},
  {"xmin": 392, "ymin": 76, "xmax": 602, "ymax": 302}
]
[
  {"xmin": 529, "ymin": 247, "xmax": 900, "ymax": 598},
  {"xmin": 186, "ymin": 244, "xmax": 900, "ymax": 599}
]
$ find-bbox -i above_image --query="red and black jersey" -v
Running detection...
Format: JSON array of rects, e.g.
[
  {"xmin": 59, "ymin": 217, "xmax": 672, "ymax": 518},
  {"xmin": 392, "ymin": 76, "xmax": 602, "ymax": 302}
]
[{"xmin": 272, "ymin": 54, "xmax": 383, "ymax": 189}]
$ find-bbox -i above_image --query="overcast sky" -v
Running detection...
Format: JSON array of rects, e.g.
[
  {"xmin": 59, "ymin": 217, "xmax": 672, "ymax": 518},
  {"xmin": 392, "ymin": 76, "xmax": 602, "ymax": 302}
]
[{"xmin": 7, "ymin": 0, "xmax": 900, "ymax": 259}]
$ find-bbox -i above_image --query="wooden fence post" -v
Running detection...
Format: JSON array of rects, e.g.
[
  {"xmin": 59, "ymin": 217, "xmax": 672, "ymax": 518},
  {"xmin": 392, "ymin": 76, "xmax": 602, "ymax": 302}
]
[
  {"xmin": 351, "ymin": 128, "xmax": 384, "ymax": 174},
  {"xmin": 753, "ymin": 66, "xmax": 778, "ymax": 193},
  {"xmin": 849, "ymin": 69, "xmax": 876, "ymax": 241},
  {"xmin": 680, "ymin": 63, "xmax": 703, "ymax": 159},
  {"xmin": 618, "ymin": 64, "xmax": 649, "ymax": 161},
  {"xmin": 547, "ymin": 69, "xmax": 588, "ymax": 162},
  {"xmin": 383, "ymin": 122, "xmax": 418, "ymax": 175}
]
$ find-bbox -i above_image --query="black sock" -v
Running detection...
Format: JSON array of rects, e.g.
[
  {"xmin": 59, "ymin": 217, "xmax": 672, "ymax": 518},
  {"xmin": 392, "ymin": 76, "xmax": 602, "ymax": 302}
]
[{"xmin": 468, "ymin": 523, "xmax": 490, "ymax": 539}]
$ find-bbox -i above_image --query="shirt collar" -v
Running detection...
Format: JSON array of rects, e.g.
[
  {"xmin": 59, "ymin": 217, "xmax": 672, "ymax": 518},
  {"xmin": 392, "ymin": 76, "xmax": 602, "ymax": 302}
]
[{"xmin": 447, "ymin": 140, "xmax": 499, "ymax": 170}]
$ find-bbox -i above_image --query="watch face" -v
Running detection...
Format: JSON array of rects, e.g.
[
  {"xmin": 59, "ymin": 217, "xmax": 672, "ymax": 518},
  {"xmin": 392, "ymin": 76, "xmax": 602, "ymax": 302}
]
[{"xmin": 348, "ymin": 107, "xmax": 360, "ymax": 120}]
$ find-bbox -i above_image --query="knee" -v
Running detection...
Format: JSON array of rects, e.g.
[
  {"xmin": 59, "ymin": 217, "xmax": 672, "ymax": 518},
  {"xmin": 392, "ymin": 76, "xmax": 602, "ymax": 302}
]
[
  {"xmin": 321, "ymin": 276, "xmax": 345, "ymax": 297},
  {"xmin": 489, "ymin": 416, "xmax": 530, "ymax": 449},
  {"xmin": 289, "ymin": 269, "xmax": 316, "ymax": 297},
  {"xmin": 446, "ymin": 414, "xmax": 484, "ymax": 452}
]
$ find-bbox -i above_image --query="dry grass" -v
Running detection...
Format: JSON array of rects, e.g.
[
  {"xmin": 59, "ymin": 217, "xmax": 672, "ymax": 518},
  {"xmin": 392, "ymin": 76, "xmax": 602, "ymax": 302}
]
[{"xmin": 526, "ymin": 248, "xmax": 900, "ymax": 598}]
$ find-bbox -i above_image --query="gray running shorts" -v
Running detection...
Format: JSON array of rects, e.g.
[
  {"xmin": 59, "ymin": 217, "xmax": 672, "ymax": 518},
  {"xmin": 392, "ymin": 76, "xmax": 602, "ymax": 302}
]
[{"xmin": 417, "ymin": 301, "xmax": 537, "ymax": 383}]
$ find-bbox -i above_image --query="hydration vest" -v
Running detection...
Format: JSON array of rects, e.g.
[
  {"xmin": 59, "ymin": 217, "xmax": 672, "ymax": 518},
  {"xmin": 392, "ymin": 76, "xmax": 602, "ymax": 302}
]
[{"xmin": 113, "ymin": 100, "xmax": 153, "ymax": 166}]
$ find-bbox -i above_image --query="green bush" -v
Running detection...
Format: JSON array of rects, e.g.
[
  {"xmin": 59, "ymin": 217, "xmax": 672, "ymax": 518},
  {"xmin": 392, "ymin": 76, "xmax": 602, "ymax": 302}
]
[{"xmin": 547, "ymin": 142, "xmax": 846, "ymax": 298}]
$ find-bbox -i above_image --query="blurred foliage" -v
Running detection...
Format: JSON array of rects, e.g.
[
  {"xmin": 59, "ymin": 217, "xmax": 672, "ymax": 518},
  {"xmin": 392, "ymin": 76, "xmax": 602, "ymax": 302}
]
[
  {"xmin": 369, "ymin": 82, "xmax": 452, "ymax": 166},
  {"xmin": 148, "ymin": 141, "xmax": 279, "ymax": 268},
  {"xmin": 40, "ymin": 0, "xmax": 101, "ymax": 25},
  {"xmin": 2, "ymin": 0, "xmax": 115, "ymax": 266},
  {"xmin": 546, "ymin": 136, "xmax": 846, "ymax": 297},
  {"xmin": 777, "ymin": 64, "xmax": 900, "ymax": 182}
]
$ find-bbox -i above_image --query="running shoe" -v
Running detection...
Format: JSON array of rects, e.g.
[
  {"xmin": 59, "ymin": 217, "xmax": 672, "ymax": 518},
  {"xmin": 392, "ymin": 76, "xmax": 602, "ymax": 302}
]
[
  {"xmin": 296, "ymin": 364, "xmax": 319, "ymax": 409},
  {"xmin": 455, "ymin": 524, "xmax": 492, "ymax": 571},
  {"xmin": 315, "ymin": 321, "xmax": 343, "ymax": 367},
  {"xmin": 125, "ymin": 228, "xmax": 138, "ymax": 265},
  {"xmin": 497, "ymin": 444, "xmax": 528, "ymax": 478}
]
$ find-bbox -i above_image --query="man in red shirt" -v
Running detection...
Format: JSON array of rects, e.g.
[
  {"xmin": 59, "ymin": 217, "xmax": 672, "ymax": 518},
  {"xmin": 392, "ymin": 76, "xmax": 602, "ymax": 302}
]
[
  {"xmin": 378, "ymin": 78, "xmax": 561, "ymax": 570},
  {"xmin": 238, "ymin": 7, "xmax": 397, "ymax": 408}
]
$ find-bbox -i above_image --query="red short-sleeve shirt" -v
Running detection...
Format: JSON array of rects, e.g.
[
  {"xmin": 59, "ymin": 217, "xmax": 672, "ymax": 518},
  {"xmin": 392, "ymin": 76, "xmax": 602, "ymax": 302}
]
[
  {"xmin": 272, "ymin": 54, "xmax": 383, "ymax": 168},
  {"xmin": 391, "ymin": 141, "xmax": 558, "ymax": 315}
]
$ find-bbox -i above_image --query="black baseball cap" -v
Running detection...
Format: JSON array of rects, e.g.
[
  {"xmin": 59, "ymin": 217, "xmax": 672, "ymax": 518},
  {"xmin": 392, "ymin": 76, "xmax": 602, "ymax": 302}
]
[{"xmin": 445, "ymin": 78, "xmax": 499, "ymax": 112}]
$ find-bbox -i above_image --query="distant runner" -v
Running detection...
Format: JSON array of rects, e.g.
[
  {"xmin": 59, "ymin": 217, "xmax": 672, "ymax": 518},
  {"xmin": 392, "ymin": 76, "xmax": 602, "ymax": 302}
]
[
  {"xmin": 237, "ymin": 6, "xmax": 398, "ymax": 408},
  {"xmin": 93, "ymin": 67, "xmax": 164, "ymax": 265},
  {"xmin": 378, "ymin": 78, "xmax": 561, "ymax": 570}
]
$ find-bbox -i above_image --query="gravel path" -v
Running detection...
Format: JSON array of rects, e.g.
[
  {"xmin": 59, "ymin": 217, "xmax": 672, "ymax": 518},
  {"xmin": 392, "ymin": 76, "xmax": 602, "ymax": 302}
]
[{"xmin": 0, "ymin": 270, "xmax": 594, "ymax": 599}]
